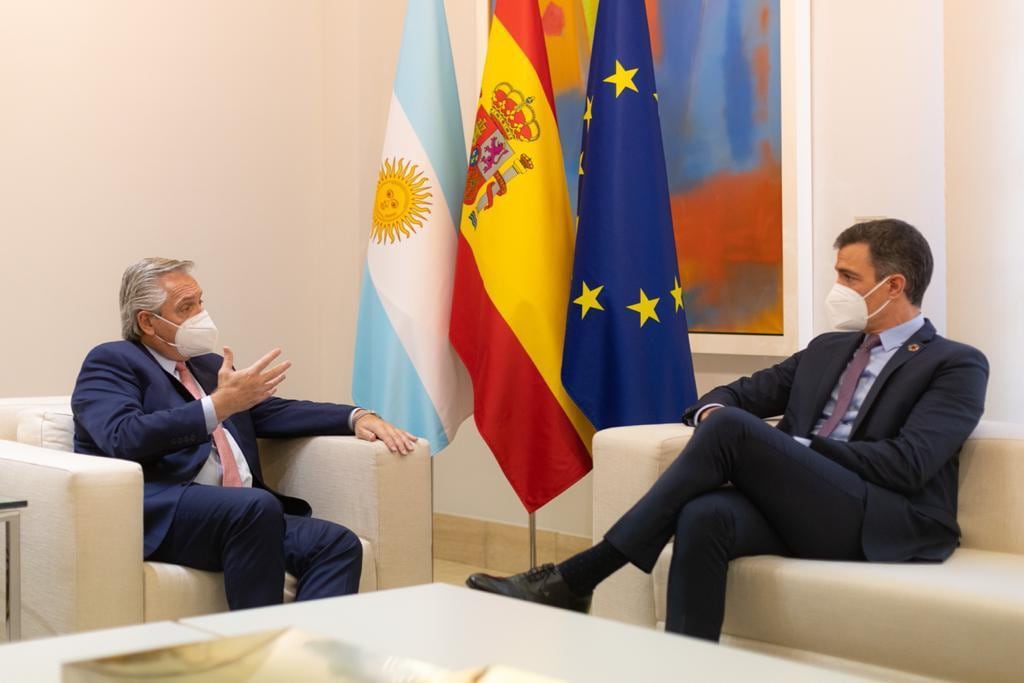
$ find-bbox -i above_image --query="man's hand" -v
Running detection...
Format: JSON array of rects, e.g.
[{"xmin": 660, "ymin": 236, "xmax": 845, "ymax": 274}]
[
  {"xmin": 354, "ymin": 413, "xmax": 418, "ymax": 455},
  {"xmin": 211, "ymin": 347, "xmax": 291, "ymax": 422}
]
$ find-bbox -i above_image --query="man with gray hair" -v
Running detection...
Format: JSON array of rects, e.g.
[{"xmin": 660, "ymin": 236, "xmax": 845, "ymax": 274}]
[{"xmin": 72, "ymin": 258, "xmax": 416, "ymax": 609}]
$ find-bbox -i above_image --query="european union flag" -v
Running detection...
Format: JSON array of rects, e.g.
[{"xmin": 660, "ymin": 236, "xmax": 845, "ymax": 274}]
[{"xmin": 562, "ymin": 0, "xmax": 698, "ymax": 430}]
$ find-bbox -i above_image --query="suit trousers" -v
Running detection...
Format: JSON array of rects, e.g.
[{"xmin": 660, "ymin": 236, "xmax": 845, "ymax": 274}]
[
  {"xmin": 604, "ymin": 407, "xmax": 867, "ymax": 641},
  {"xmin": 148, "ymin": 484, "xmax": 362, "ymax": 610}
]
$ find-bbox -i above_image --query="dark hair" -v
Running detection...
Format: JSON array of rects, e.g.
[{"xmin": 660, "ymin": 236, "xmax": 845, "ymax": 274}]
[{"xmin": 833, "ymin": 219, "xmax": 933, "ymax": 307}]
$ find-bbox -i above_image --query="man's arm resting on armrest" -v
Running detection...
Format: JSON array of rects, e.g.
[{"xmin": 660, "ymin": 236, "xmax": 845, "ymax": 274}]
[{"xmin": 681, "ymin": 350, "xmax": 804, "ymax": 426}]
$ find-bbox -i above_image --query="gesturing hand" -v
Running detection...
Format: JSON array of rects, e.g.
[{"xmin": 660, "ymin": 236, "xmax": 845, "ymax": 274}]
[
  {"xmin": 354, "ymin": 413, "xmax": 418, "ymax": 455},
  {"xmin": 211, "ymin": 347, "xmax": 292, "ymax": 422}
]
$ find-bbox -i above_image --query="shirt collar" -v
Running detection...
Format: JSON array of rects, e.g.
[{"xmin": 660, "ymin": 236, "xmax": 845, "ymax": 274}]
[
  {"xmin": 144, "ymin": 344, "xmax": 180, "ymax": 375},
  {"xmin": 877, "ymin": 312, "xmax": 925, "ymax": 352}
]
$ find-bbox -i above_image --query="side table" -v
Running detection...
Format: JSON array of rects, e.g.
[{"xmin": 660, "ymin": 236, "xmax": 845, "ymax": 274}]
[{"xmin": 0, "ymin": 496, "xmax": 27, "ymax": 641}]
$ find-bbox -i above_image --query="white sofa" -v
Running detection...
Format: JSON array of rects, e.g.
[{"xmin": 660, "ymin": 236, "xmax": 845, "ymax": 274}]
[
  {"xmin": 592, "ymin": 420, "xmax": 1024, "ymax": 683},
  {"xmin": 0, "ymin": 396, "xmax": 432, "ymax": 640}
]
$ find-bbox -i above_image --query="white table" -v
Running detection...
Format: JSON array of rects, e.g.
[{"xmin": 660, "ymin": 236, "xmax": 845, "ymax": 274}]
[
  {"xmin": 0, "ymin": 621, "xmax": 214, "ymax": 682},
  {"xmin": 0, "ymin": 584, "xmax": 874, "ymax": 682},
  {"xmin": 180, "ymin": 583, "xmax": 871, "ymax": 682}
]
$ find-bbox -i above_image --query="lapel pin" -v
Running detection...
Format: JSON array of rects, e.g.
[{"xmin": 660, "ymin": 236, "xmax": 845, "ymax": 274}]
[{"xmin": 907, "ymin": 343, "xmax": 921, "ymax": 352}]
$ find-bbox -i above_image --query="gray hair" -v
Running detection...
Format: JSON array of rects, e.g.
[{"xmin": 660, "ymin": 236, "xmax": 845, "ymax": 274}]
[{"xmin": 119, "ymin": 258, "xmax": 194, "ymax": 341}]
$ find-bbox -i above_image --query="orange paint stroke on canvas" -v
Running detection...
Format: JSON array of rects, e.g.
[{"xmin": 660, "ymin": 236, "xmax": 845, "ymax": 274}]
[
  {"xmin": 672, "ymin": 151, "xmax": 783, "ymax": 334},
  {"xmin": 645, "ymin": 0, "xmax": 662, "ymax": 64}
]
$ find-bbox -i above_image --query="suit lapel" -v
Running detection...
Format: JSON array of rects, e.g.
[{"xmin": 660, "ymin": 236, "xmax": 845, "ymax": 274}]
[
  {"xmin": 187, "ymin": 358, "xmax": 219, "ymax": 397},
  {"xmin": 850, "ymin": 320, "xmax": 936, "ymax": 435},
  {"xmin": 807, "ymin": 333, "xmax": 863, "ymax": 433},
  {"xmin": 132, "ymin": 341, "xmax": 195, "ymax": 403}
]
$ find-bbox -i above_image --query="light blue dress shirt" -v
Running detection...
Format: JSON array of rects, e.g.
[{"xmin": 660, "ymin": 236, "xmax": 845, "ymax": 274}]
[{"xmin": 805, "ymin": 313, "xmax": 925, "ymax": 442}]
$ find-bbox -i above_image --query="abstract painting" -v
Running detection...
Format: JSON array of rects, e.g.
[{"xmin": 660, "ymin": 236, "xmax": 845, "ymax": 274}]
[{"xmin": 648, "ymin": 0, "xmax": 783, "ymax": 335}]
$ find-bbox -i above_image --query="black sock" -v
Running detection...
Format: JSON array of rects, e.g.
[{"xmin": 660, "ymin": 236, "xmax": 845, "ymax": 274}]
[{"xmin": 556, "ymin": 540, "xmax": 628, "ymax": 595}]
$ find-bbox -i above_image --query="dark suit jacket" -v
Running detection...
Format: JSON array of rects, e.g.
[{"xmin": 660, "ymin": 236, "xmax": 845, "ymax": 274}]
[
  {"xmin": 72, "ymin": 340, "xmax": 357, "ymax": 557},
  {"xmin": 682, "ymin": 320, "xmax": 988, "ymax": 562}
]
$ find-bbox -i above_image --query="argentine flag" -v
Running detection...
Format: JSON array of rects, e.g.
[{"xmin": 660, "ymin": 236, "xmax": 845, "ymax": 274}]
[{"xmin": 352, "ymin": 0, "xmax": 472, "ymax": 453}]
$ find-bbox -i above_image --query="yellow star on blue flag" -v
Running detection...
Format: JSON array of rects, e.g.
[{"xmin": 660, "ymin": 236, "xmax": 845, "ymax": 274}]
[
  {"xmin": 574, "ymin": 281, "xmax": 605, "ymax": 319},
  {"xmin": 604, "ymin": 60, "xmax": 639, "ymax": 97}
]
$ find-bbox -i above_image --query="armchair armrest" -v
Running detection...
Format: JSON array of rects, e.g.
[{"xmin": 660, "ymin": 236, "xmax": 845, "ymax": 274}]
[
  {"xmin": 0, "ymin": 440, "xmax": 144, "ymax": 638},
  {"xmin": 591, "ymin": 423, "xmax": 693, "ymax": 626},
  {"xmin": 258, "ymin": 436, "xmax": 432, "ymax": 590}
]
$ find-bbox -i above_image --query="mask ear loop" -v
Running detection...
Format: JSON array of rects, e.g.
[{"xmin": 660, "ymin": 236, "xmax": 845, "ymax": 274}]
[
  {"xmin": 147, "ymin": 312, "xmax": 182, "ymax": 348},
  {"xmin": 150, "ymin": 312, "xmax": 181, "ymax": 329},
  {"xmin": 864, "ymin": 276, "xmax": 893, "ymax": 320}
]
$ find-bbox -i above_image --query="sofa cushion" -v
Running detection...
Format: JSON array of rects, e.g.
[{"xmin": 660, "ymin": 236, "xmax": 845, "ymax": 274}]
[
  {"xmin": 0, "ymin": 396, "xmax": 70, "ymax": 441},
  {"xmin": 16, "ymin": 406, "xmax": 74, "ymax": 452},
  {"xmin": 143, "ymin": 562, "xmax": 230, "ymax": 622},
  {"xmin": 653, "ymin": 547, "xmax": 1024, "ymax": 682},
  {"xmin": 142, "ymin": 536, "xmax": 376, "ymax": 622}
]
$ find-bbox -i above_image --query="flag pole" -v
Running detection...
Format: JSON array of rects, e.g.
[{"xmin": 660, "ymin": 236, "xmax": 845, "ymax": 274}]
[
  {"xmin": 430, "ymin": 454, "xmax": 435, "ymax": 581},
  {"xmin": 528, "ymin": 512, "xmax": 537, "ymax": 568}
]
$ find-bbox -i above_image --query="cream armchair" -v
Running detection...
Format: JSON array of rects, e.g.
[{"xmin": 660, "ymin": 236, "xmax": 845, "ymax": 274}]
[
  {"xmin": 0, "ymin": 396, "xmax": 432, "ymax": 639},
  {"xmin": 592, "ymin": 421, "xmax": 1024, "ymax": 683}
]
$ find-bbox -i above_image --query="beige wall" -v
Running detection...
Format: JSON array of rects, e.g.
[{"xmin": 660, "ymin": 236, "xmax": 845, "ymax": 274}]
[
  {"xmin": 1, "ymin": 0, "xmax": 343, "ymax": 403},
  {"xmin": 0, "ymin": 0, "xmax": 476, "ymax": 405},
  {"xmin": 945, "ymin": 0, "xmax": 1024, "ymax": 422},
  {"xmin": 811, "ymin": 0, "xmax": 947, "ymax": 336}
]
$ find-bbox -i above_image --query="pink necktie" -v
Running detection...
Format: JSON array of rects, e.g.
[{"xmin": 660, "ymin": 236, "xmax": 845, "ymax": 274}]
[
  {"xmin": 176, "ymin": 362, "xmax": 242, "ymax": 487},
  {"xmin": 817, "ymin": 333, "xmax": 882, "ymax": 439}
]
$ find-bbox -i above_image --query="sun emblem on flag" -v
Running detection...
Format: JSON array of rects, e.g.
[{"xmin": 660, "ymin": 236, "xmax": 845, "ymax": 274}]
[{"xmin": 372, "ymin": 157, "xmax": 432, "ymax": 244}]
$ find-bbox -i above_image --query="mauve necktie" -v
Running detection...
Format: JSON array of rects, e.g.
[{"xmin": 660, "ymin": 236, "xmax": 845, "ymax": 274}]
[
  {"xmin": 176, "ymin": 361, "xmax": 242, "ymax": 487},
  {"xmin": 817, "ymin": 333, "xmax": 882, "ymax": 439}
]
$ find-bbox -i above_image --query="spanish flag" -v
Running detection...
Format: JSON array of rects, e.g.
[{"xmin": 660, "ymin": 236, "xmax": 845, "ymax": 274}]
[{"xmin": 450, "ymin": 0, "xmax": 593, "ymax": 512}]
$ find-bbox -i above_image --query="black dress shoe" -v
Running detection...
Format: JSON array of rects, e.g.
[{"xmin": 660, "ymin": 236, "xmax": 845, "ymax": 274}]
[{"xmin": 465, "ymin": 563, "xmax": 592, "ymax": 613}]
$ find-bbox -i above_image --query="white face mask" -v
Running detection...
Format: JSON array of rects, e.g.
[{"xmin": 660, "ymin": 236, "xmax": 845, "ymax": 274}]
[
  {"xmin": 824, "ymin": 277, "xmax": 892, "ymax": 331},
  {"xmin": 152, "ymin": 310, "xmax": 219, "ymax": 358}
]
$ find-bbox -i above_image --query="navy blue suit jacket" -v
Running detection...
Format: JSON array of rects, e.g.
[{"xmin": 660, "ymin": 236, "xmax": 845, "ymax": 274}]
[
  {"xmin": 682, "ymin": 320, "xmax": 989, "ymax": 562},
  {"xmin": 72, "ymin": 340, "xmax": 357, "ymax": 557}
]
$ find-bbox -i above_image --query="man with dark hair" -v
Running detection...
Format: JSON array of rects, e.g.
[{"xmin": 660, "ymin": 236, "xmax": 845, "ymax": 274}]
[
  {"xmin": 833, "ymin": 218, "xmax": 933, "ymax": 307},
  {"xmin": 468, "ymin": 219, "xmax": 989, "ymax": 642}
]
